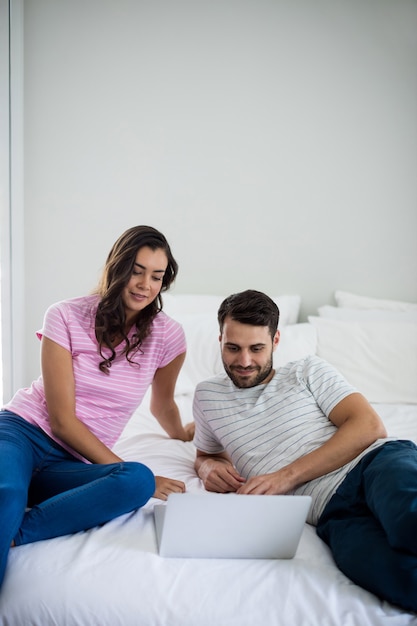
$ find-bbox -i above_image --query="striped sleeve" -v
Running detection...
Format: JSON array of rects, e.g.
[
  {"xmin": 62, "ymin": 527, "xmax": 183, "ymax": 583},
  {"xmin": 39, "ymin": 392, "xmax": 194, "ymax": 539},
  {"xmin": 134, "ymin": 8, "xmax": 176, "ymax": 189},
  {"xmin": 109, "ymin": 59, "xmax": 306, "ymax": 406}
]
[
  {"xmin": 157, "ymin": 314, "xmax": 186, "ymax": 368},
  {"xmin": 302, "ymin": 356, "xmax": 357, "ymax": 415},
  {"xmin": 37, "ymin": 301, "xmax": 73, "ymax": 352}
]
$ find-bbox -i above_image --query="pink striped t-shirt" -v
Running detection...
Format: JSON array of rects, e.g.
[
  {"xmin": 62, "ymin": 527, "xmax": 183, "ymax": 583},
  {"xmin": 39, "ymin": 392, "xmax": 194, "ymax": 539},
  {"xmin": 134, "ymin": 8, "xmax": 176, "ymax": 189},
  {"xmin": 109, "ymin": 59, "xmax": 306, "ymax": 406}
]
[{"xmin": 4, "ymin": 294, "xmax": 186, "ymax": 457}]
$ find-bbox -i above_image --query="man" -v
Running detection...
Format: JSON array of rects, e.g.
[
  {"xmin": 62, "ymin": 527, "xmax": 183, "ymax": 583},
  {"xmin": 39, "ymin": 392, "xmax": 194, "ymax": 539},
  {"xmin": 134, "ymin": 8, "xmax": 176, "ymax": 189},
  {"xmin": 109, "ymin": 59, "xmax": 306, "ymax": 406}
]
[{"xmin": 193, "ymin": 290, "xmax": 417, "ymax": 612}]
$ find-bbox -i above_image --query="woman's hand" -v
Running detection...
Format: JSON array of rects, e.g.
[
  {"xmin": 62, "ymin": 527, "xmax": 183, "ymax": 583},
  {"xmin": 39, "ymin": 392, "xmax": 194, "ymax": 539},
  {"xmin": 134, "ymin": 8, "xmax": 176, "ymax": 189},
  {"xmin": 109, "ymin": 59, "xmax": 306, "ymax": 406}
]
[
  {"xmin": 153, "ymin": 476, "xmax": 186, "ymax": 500},
  {"xmin": 181, "ymin": 421, "xmax": 195, "ymax": 441}
]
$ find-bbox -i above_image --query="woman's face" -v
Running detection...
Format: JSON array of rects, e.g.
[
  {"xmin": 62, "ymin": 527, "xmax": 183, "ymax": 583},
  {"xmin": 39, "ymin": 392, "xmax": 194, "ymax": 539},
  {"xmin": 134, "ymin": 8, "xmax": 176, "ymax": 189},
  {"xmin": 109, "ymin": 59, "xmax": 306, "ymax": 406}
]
[{"xmin": 122, "ymin": 246, "xmax": 168, "ymax": 324}]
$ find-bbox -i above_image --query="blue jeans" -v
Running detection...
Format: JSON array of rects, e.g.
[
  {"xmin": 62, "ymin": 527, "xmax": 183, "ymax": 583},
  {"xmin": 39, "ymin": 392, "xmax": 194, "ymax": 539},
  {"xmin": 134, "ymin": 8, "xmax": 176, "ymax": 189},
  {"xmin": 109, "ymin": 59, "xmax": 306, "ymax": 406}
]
[
  {"xmin": 0, "ymin": 411, "xmax": 155, "ymax": 589},
  {"xmin": 316, "ymin": 440, "xmax": 417, "ymax": 613}
]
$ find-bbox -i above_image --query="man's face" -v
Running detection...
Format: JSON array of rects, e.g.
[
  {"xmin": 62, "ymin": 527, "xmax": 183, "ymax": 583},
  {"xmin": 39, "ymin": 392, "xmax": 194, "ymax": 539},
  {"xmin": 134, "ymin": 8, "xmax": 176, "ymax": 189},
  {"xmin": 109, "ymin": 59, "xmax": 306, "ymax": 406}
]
[{"xmin": 220, "ymin": 317, "xmax": 280, "ymax": 388}]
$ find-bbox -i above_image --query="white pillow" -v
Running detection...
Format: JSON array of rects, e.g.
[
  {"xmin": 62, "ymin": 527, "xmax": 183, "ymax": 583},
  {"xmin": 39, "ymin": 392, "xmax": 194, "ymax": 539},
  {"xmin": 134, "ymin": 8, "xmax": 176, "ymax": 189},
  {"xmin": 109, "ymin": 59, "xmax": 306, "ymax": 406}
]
[
  {"xmin": 163, "ymin": 294, "xmax": 223, "ymax": 316},
  {"xmin": 272, "ymin": 295, "xmax": 301, "ymax": 326},
  {"xmin": 274, "ymin": 324, "xmax": 317, "ymax": 368},
  {"xmin": 317, "ymin": 305, "xmax": 417, "ymax": 323},
  {"xmin": 308, "ymin": 316, "xmax": 417, "ymax": 404},
  {"xmin": 163, "ymin": 293, "xmax": 301, "ymax": 326},
  {"xmin": 174, "ymin": 370, "xmax": 196, "ymax": 396},
  {"xmin": 334, "ymin": 291, "xmax": 417, "ymax": 312},
  {"xmin": 174, "ymin": 313, "xmax": 223, "ymax": 393}
]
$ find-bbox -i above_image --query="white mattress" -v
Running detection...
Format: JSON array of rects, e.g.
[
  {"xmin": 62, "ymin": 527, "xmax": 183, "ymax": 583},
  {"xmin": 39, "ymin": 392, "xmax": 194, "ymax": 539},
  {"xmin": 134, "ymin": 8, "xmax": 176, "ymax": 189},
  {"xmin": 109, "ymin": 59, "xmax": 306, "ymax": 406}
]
[{"xmin": 0, "ymin": 393, "xmax": 416, "ymax": 626}]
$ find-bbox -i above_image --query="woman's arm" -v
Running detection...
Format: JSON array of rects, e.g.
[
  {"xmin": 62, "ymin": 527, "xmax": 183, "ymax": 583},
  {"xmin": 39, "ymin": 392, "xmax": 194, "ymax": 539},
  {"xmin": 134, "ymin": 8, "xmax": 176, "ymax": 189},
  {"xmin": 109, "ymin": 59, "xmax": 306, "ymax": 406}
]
[
  {"xmin": 42, "ymin": 336, "xmax": 187, "ymax": 498},
  {"xmin": 41, "ymin": 336, "xmax": 123, "ymax": 464},
  {"xmin": 150, "ymin": 353, "xmax": 194, "ymax": 441}
]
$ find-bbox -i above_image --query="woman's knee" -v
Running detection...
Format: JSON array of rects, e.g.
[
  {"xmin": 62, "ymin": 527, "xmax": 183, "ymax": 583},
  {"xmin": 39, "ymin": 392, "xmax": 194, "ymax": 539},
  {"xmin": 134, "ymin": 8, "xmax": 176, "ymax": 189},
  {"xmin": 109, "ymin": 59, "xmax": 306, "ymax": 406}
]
[
  {"xmin": 118, "ymin": 462, "xmax": 156, "ymax": 507},
  {"xmin": 0, "ymin": 483, "xmax": 28, "ymax": 516}
]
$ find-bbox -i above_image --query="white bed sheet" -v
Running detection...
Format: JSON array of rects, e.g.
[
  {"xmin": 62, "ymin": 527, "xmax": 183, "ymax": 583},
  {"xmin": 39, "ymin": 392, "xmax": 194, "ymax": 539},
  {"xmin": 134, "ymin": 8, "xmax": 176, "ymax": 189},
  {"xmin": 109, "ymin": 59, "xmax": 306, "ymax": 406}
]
[{"xmin": 0, "ymin": 393, "xmax": 416, "ymax": 626}]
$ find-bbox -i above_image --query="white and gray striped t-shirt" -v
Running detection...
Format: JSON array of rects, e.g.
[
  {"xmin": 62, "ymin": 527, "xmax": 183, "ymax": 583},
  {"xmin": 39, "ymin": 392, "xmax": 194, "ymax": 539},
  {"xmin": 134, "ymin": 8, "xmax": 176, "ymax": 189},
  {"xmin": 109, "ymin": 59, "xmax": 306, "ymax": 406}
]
[{"xmin": 193, "ymin": 355, "xmax": 385, "ymax": 524}]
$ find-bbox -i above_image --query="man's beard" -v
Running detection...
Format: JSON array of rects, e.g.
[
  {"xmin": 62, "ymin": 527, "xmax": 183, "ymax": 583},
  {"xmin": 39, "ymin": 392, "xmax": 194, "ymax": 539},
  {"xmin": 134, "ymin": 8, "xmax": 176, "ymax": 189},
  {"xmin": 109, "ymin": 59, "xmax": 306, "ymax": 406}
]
[{"xmin": 223, "ymin": 356, "xmax": 274, "ymax": 389}]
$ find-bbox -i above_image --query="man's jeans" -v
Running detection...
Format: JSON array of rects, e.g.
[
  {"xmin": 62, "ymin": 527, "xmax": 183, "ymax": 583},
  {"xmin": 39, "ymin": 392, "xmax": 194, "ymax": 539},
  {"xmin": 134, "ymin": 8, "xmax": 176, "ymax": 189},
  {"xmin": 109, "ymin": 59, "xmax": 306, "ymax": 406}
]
[
  {"xmin": 0, "ymin": 411, "xmax": 155, "ymax": 589},
  {"xmin": 317, "ymin": 440, "xmax": 417, "ymax": 612}
]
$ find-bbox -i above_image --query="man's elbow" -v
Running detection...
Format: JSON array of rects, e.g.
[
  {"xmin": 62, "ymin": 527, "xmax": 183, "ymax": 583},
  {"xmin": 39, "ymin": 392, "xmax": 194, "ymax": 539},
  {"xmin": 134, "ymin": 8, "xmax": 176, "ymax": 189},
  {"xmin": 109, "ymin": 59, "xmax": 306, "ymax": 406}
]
[
  {"xmin": 374, "ymin": 421, "xmax": 388, "ymax": 440},
  {"xmin": 367, "ymin": 412, "xmax": 388, "ymax": 442}
]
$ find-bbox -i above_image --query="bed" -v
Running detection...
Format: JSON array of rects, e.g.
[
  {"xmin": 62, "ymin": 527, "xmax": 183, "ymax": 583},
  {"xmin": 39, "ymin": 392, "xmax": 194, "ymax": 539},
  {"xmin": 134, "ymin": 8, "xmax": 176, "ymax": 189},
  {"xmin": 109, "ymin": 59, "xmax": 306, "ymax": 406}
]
[{"xmin": 0, "ymin": 291, "xmax": 416, "ymax": 626}]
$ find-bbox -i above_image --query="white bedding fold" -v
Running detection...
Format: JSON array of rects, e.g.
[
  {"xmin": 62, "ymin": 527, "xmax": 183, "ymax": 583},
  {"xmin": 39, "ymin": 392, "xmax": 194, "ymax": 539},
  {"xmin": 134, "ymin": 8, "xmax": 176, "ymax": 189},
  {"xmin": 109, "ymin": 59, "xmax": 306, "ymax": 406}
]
[{"xmin": 0, "ymin": 396, "xmax": 416, "ymax": 626}]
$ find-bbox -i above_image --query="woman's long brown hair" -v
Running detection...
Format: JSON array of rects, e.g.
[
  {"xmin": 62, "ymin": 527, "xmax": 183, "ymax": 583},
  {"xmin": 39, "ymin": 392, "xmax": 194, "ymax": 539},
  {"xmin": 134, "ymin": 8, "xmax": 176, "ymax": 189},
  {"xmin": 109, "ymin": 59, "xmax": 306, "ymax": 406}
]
[{"xmin": 94, "ymin": 225, "xmax": 178, "ymax": 373}]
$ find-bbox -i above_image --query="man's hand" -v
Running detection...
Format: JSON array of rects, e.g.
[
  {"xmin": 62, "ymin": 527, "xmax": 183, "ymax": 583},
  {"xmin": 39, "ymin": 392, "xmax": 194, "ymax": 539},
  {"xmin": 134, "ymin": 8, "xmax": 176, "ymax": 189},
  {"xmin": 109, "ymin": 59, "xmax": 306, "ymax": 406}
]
[
  {"xmin": 236, "ymin": 467, "xmax": 296, "ymax": 495},
  {"xmin": 153, "ymin": 476, "xmax": 186, "ymax": 500},
  {"xmin": 196, "ymin": 456, "xmax": 246, "ymax": 493}
]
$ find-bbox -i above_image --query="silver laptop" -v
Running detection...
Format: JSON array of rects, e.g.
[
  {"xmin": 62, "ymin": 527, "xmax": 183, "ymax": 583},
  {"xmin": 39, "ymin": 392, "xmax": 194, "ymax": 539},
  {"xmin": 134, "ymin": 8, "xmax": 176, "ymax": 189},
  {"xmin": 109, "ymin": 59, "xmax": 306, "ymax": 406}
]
[{"xmin": 154, "ymin": 492, "xmax": 311, "ymax": 559}]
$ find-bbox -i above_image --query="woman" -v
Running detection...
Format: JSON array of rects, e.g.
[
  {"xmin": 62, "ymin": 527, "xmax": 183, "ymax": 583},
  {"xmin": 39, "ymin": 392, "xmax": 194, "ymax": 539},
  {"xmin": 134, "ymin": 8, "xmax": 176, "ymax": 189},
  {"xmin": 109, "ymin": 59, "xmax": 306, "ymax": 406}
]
[{"xmin": 0, "ymin": 225, "xmax": 192, "ymax": 589}]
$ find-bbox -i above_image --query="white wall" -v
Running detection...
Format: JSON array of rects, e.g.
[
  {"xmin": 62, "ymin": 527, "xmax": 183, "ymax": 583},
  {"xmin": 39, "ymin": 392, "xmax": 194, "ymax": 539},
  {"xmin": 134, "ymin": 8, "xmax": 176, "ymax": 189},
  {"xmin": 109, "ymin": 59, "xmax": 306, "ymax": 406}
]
[
  {"xmin": 12, "ymin": 0, "xmax": 417, "ymax": 390},
  {"xmin": 1, "ymin": 0, "xmax": 25, "ymax": 402}
]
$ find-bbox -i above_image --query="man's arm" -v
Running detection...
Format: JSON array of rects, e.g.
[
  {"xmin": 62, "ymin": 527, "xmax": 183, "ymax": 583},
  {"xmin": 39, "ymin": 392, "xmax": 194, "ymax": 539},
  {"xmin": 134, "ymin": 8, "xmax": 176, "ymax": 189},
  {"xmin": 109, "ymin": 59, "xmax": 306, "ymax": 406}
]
[
  {"xmin": 237, "ymin": 392, "xmax": 387, "ymax": 495},
  {"xmin": 195, "ymin": 449, "xmax": 246, "ymax": 492}
]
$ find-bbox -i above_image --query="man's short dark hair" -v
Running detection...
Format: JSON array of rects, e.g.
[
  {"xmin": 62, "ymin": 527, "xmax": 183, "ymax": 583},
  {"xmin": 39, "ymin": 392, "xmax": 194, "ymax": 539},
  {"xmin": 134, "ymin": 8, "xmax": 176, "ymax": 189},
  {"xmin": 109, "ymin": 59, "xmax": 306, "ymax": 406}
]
[{"xmin": 218, "ymin": 290, "xmax": 280, "ymax": 338}]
